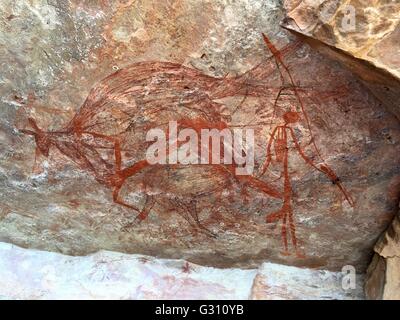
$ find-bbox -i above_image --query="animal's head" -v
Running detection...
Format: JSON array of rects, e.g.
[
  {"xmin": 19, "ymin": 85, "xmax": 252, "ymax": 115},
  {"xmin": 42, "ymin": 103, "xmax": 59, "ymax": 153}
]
[{"xmin": 20, "ymin": 117, "xmax": 52, "ymax": 157}]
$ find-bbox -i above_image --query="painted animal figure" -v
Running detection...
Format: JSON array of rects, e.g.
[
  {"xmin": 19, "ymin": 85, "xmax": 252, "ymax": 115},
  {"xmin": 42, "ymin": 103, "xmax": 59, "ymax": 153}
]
[
  {"xmin": 19, "ymin": 34, "xmax": 353, "ymax": 250},
  {"xmin": 20, "ymin": 38, "xmax": 293, "ymax": 234}
]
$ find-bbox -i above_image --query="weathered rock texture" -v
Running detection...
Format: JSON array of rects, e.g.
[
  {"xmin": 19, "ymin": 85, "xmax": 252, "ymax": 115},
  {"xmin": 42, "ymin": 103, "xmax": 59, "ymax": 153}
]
[
  {"xmin": 283, "ymin": 0, "xmax": 400, "ymax": 78},
  {"xmin": 0, "ymin": 242, "xmax": 363, "ymax": 300},
  {"xmin": 365, "ymin": 212, "xmax": 400, "ymax": 300},
  {"xmin": 251, "ymin": 262, "xmax": 364, "ymax": 300},
  {"xmin": 0, "ymin": 0, "xmax": 399, "ymax": 272},
  {"xmin": 282, "ymin": 0, "xmax": 400, "ymax": 119}
]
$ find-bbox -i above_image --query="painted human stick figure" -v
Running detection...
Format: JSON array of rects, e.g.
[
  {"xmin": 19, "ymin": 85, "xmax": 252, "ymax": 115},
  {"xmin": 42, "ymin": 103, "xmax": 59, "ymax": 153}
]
[
  {"xmin": 259, "ymin": 34, "xmax": 355, "ymax": 256},
  {"xmin": 18, "ymin": 33, "xmax": 353, "ymax": 246}
]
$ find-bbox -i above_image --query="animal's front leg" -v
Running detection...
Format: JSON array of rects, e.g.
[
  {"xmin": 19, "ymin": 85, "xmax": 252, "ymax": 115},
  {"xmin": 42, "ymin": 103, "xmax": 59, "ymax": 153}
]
[
  {"xmin": 110, "ymin": 160, "xmax": 150, "ymax": 225},
  {"xmin": 121, "ymin": 194, "xmax": 156, "ymax": 232},
  {"xmin": 112, "ymin": 184, "xmax": 140, "ymax": 213},
  {"xmin": 135, "ymin": 194, "xmax": 155, "ymax": 222},
  {"xmin": 81, "ymin": 131, "xmax": 123, "ymax": 173}
]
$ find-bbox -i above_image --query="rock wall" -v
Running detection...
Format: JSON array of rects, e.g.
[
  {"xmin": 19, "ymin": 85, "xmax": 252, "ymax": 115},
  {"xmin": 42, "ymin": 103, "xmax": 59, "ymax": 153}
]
[
  {"xmin": 279, "ymin": 0, "xmax": 400, "ymax": 299},
  {"xmin": 365, "ymin": 212, "xmax": 400, "ymax": 300},
  {"xmin": 282, "ymin": 0, "xmax": 400, "ymax": 120},
  {"xmin": 0, "ymin": 1, "xmax": 399, "ymax": 275},
  {"xmin": 283, "ymin": 0, "xmax": 400, "ymax": 79}
]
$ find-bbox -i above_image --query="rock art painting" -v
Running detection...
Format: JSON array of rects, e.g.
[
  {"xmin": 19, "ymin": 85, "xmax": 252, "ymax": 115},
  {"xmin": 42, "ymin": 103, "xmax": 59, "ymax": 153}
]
[
  {"xmin": 2, "ymin": 0, "xmax": 400, "ymax": 301},
  {"xmin": 19, "ymin": 35, "xmax": 355, "ymax": 258},
  {"xmin": 3, "ymin": 5, "xmax": 399, "ymax": 270}
]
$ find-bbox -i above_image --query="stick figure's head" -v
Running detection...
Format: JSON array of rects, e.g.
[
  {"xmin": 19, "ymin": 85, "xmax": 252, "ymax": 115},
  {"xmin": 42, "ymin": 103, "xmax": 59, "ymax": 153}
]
[
  {"xmin": 20, "ymin": 117, "xmax": 51, "ymax": 157},
  {"xmin": 283, "ymin": 111, "xmax": 300, "ymax": 124}
]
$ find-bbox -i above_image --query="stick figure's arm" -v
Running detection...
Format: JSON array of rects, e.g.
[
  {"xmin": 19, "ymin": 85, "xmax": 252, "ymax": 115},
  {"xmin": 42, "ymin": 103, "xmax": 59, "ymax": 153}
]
[
  {"xmin": 289, "ymin": 127, "xmax": 354, "ymax": 207},
  {"xmin": 288, "ymin": 127, "xmax": 322, "ymax": 173},
  {"xmin": 260, "ymin": 126, "xmax": 278, "ymax": 176},
  {"xmin": 319, "ymin": 164, "xmax": 355, "ymax": 207}
]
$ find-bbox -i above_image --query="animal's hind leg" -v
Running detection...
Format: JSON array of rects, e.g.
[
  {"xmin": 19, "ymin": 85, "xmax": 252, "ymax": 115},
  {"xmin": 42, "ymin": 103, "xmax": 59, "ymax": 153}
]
[
  {"xmin": 121, "ymin": 194, "xmax": 156, "ymax": 231},
  {"xmin": 236, "ymin": 175, "xmax": 282, "ymax": 200},
  {"xmin": 114, "ymin": 139, "xmax": 122, "ymax": 172}
]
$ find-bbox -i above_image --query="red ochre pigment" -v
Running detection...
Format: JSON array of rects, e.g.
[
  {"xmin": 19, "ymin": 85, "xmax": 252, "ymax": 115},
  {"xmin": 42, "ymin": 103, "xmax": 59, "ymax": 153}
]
[{"xmin": 19, "ymin": 34, "xmax": 353, "ymax": 255}]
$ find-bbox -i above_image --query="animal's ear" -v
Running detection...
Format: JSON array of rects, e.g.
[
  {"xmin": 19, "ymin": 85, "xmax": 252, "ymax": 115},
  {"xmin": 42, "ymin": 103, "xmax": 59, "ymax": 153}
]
[
  {"xmin": 19, "ymin": 117, "xmax": 42, "ymax": 136},
  {"xmin": 27, "ymin": 117, "xmax": 41, "ymax": 132},
  {"xmin": 19, "ymin": 129, "xmax": 36, "ymax": 136}
]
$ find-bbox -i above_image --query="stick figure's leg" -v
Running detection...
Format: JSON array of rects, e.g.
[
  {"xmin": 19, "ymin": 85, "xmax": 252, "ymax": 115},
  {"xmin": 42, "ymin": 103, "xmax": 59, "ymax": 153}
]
[
  {"xmin": 288, "ymin": 206, "xmax": 297, "ymax": 249},
  {"xmin": 281, "ymin": 209, "xmax": 289, "ymax": 255},
  {"xmin": 288, "ymin": 206, "xmax": 305, "ymax": 258}
]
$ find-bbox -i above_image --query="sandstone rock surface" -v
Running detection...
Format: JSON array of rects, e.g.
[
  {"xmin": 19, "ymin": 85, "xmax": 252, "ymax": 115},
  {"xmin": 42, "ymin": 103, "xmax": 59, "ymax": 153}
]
[
  {"xmin": 282, "ymin": 0, "xmax": 400, "ymax": 119},
  {"xmin": 250, "ymin": 262, "xmax": 364, "ymax": 300},
  {"xmin": 365, "ymin": 212, "xmax": 400, "ymax": 300},
  {"xmin": 0, "ymin": 0, "xmax": 399, "ymax": 272},
  {"xmin": 0, "ymin": 242, "xmax": 364, "ymax": 300},
  {"xmin": 283, "ymin": 0, "xmax": 400, "ymax": 79}
]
